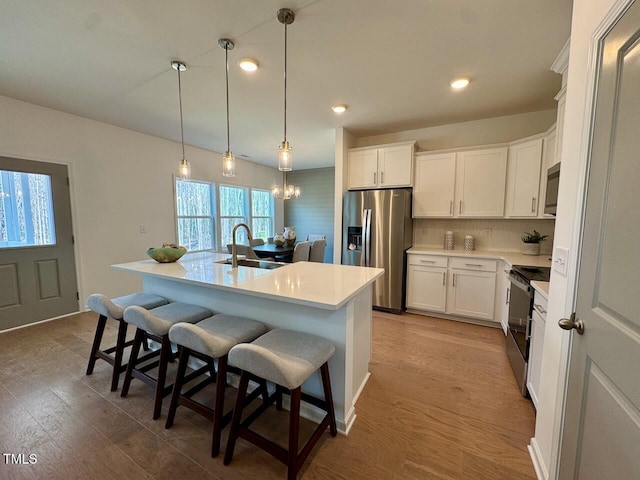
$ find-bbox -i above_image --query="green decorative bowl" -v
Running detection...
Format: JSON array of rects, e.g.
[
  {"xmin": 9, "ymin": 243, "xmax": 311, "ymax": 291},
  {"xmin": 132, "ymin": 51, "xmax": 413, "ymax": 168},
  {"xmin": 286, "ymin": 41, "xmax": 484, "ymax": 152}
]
[{"xmin": 147, "ymin": 246, "xmax": 187, "ymax": 263}]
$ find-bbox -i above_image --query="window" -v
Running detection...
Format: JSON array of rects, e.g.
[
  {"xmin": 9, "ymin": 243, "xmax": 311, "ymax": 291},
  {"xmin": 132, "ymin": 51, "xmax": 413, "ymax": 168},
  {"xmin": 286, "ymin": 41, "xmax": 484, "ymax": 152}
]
[
  {"xmin": 175, "ymin": 179, "xmax": 216, "ymax": 252},
  {"xmin": 218, "ymin": 185, "xmax": 248, "ymax": 249},
  {"xmin": 251, "ymin": 189, "xmax": 274, "ymax": 241},
  {"xmin": 175, "ymin": 179, "xmax": 275, "ymax": 253},
  {"xmin": 0, "ymin": 170, "xmax": 56, "ymax": 248}
]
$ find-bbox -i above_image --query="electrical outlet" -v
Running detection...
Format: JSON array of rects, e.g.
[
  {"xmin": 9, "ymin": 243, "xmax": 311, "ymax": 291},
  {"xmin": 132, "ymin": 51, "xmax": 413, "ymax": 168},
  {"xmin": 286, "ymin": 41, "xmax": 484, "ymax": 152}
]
[
  {"xmin": 139, "ymin": 225, "xmax": 147, "ymax": 234},
  {"xmin": 482, "ymin": 228, "xmax": 492, "ymax": 238}
]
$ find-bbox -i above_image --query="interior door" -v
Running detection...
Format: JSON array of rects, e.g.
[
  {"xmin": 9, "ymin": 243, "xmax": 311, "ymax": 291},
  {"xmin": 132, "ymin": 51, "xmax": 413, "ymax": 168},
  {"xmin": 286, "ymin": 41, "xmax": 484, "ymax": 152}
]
[
  {"xmin": 559, "ymin": 3, "xmax": 640, "ymax": 478},
  {"xmin": 0, "ymin": 157, "xmax": 78, "ymax": 330}
]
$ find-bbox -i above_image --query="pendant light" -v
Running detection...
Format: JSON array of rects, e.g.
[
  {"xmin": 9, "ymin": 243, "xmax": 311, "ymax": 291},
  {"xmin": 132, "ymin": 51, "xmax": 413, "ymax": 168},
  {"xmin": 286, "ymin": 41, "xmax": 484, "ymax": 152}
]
[
  {"xmin": 272, "ymin": 8, "xmax": 300, "ymax": 200},
  {"xmin": 219, "ymin": 38, "xmax": 236, "ymax": 177},
  {"xmin": 172, "ymin": 61, "xmax": 190, "ymax": 179}
]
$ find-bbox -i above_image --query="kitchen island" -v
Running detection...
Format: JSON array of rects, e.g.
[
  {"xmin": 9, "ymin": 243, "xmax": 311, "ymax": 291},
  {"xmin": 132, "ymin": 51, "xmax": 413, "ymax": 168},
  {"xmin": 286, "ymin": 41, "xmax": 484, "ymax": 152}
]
[{"xmin": 112, "ymin": 252, "xmax": 384, "ymax": 434}]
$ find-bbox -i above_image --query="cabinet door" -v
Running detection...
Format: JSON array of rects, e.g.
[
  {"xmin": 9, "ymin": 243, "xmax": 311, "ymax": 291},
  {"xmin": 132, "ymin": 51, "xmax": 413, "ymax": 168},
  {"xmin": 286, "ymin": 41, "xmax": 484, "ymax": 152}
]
[
  {"xmin": 378, "ymin": 144, "xmax": 413, "ymax": 187},
  {"xmin": 527, "ymin": 308, "xmax": 546, "ymax": 409},
  {"xmin": 348, "ymin": 149, "xmax": 378, "ymax": 189},
  {"xmin": 455, "ymin": 148, "xmax": 508, "ymax": 217},
  {"xmin": 406, "ymin": 265, "xmax": 447, "ymax": 312},
  {"xmin": 413, "ymin": 153, "xmax": 456, "ymax": 217},
  {"xmin": 446, "ymin": 269, "xmax": 496, "ymax": 320},
  {"xmin": 505, "ymin": 139, "xmax": 543, "ymax": 217}
]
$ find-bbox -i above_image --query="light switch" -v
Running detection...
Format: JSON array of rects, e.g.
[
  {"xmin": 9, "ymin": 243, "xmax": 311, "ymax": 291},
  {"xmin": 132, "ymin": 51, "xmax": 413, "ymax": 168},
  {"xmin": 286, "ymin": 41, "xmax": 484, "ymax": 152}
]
[
  {"xmin": 553, "ymin": 247, "xmax": 569, "ymax": 276},
  {"xmin": 139, "ymin": 225, "xmax": 147, "ymax": 234}
]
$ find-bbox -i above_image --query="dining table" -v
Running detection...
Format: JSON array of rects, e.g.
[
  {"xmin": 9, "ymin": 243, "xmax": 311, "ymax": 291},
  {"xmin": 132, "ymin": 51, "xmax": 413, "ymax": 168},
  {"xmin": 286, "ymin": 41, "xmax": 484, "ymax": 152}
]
[{"xmin": 251, "ymin": 242, "xmax": 296, "ymax": 261}]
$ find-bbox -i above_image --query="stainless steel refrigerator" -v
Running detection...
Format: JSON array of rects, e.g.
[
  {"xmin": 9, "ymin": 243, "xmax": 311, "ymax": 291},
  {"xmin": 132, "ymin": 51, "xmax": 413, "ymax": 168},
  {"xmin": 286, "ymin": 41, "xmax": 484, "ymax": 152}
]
[{"xmin": 342, "ymin": 188, "xmax": 413, "ymax": 313}]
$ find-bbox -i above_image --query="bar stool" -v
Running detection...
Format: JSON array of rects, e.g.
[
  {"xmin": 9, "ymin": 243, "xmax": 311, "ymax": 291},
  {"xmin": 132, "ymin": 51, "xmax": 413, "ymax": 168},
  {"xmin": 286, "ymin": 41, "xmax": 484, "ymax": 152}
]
[
  {"xmin": 120, "ymin": 302, "xmax": 212, "ymax": 419},
  {"xmin": 224, "ymin": 329, "xmax": 337, "ymax": 480},
  {"xmin": 165, "ymin": 315, "xmax": 267, "ymax": 457},
  {"xmin": 86, "ymin": 292, "xmax": 169, "ymax": 391}
]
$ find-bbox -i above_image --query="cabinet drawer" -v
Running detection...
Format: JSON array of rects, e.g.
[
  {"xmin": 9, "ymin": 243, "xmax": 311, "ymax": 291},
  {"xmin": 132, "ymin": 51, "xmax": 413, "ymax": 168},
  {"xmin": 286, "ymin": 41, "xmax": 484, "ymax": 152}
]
[
  {"xmin": 533, "ymin": 291, "xmax": 548, "ymax": 319},
  {"xmin": 408, "ymin": 254, "xmax": 448, "ymax": 268},
  {"xmin": 449, "ymin": 257, "xmax": 497, "ymax": 272}
]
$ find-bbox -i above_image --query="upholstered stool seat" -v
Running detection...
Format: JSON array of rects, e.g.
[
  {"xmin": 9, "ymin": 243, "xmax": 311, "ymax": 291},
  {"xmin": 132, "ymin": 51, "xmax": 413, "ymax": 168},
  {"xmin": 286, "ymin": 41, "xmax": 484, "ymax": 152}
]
[
  {"xmin": 165, "ymin": 315, "xmax": 267, "ymax": 457},
  {"xmin": 224, "ymin": 329, "xmax": 337, "ymax": 480},
  {"xmin": 85, "ymin": 292, "xmax": 169, "ymax": 391},
  {"xmin": 120, "ymin": 302, "xmax": 212, "ymax": 419}
]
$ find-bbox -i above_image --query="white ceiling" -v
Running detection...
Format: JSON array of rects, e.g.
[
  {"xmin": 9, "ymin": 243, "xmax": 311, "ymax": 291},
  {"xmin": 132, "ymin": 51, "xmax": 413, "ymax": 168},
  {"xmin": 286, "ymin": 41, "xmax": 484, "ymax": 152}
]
[{"xmin": 0, "ymin": 0, "xmax": 573, "ymax": 169}]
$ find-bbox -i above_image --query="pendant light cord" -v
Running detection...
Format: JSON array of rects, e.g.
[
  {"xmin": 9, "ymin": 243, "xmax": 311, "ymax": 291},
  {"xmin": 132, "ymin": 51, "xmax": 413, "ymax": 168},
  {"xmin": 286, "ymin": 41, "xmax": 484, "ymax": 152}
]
[
  {"xmin": 177, "ymin": 67, "xmax": 186, "ymax": 160},
  {"xmin": 225, "ymin": 44, "xmax": 231, "ymax": 152},
  {"xmin": 283, "ymin": 21, "xmax": 288, "ymax": 142}
]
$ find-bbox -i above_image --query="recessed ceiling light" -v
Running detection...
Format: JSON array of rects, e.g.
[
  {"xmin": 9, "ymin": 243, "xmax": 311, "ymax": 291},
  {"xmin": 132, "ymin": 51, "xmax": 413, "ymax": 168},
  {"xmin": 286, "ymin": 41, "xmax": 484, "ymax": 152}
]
[
  {"xmin": 332, "ymin": 104, "xmax": 347, "ymax": 113},
  {"xmin": 450, "ymin": 78, "xmax": 470, "ymax": 89},
  {"xmin": 238, "ymin": 58, "xmax": 258, "ymax": 72}
]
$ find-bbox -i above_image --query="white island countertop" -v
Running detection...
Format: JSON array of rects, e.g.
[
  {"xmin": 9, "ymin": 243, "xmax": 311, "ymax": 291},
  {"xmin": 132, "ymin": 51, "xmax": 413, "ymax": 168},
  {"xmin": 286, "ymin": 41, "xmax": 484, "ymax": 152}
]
[
  {"xmin": 112, "ymin": 252, "xmax": 384, "ymax": 311},
  {"xmin": 407, "ymin": 247, "xmax": 552, "ymax": 268}
]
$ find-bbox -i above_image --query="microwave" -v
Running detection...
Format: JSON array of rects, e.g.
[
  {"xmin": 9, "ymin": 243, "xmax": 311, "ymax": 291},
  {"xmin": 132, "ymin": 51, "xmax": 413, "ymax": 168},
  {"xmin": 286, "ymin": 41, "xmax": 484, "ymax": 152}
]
[{"xmin": 544, "ymin": 163, "xmax": 560, "ymax": 215}]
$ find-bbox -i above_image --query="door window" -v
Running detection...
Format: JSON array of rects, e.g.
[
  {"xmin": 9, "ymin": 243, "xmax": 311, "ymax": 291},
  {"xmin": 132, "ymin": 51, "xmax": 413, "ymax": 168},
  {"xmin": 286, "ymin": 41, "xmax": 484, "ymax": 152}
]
[{"xmin": 0, "ymin": 170, "xmax": 56, "ymax": 248}]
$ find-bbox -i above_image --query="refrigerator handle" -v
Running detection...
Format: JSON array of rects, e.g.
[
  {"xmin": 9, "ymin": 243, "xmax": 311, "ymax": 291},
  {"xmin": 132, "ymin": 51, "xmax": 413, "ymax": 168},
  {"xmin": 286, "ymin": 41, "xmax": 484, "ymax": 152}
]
[
  {"xmin": 359, "ymin": 209, "xmax": 367, "ymax": 266},
  {"xmin": 364, "ymin": 209, "xmax": 372, "ymax": 267}
]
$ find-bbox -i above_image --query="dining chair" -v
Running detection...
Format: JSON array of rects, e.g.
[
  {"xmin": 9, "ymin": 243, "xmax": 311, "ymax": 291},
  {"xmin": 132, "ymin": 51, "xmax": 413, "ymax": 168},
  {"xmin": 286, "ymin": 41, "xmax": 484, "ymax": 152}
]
[
  {"xmin": 226, "ymin": 244, "xmax": 261, "ymax": 260},
  {"xmin": 309, "ymin": 239, "xmax": 326, "ymax": 263},
  {"xmin": 249, "ymin": 238, "xmax": 265, "ymax": 246},
  {"xmin": 306, "ymin": 234, "xmax": 326, "ymax": 242},
  {"xmin": 291, "ymin": 241, "xmax": 311, "ymax": 263}
]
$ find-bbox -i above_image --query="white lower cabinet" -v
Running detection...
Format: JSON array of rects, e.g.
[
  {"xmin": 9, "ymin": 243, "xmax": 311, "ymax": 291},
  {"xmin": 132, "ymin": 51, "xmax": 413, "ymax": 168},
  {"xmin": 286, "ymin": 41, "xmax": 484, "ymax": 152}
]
[
  {"xmin": 407, "ymin": 254, "xmax": 497, "ymax": 322},
  {"xmin": 527, "ymin": 289, "xmax": 548, "ymax": 409}
]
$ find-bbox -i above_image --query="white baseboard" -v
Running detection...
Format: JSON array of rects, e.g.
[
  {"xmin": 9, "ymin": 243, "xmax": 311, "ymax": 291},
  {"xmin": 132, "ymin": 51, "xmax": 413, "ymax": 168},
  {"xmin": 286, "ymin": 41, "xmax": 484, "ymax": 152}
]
[{"xmin": 528, "ymin": 437, "xmax": 549, "ymax": 480}]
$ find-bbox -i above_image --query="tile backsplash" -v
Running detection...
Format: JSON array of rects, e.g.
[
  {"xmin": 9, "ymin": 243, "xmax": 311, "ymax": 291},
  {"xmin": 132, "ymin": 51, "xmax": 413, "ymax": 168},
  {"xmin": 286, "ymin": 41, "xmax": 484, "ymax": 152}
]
[{"xmin": 413, "ymin": 218, "xmax": 555, "ymax": 254}]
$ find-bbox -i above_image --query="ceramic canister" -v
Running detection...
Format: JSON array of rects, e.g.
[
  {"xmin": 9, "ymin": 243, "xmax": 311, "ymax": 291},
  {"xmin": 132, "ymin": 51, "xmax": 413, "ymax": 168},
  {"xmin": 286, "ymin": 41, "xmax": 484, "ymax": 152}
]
[
  {"xmin": 464, "ymin": 235, "xmax": 475, "ymax": 251},
  {"xmin": 444, "ymin": 231, "xmax": 455, "ymax": 250}
]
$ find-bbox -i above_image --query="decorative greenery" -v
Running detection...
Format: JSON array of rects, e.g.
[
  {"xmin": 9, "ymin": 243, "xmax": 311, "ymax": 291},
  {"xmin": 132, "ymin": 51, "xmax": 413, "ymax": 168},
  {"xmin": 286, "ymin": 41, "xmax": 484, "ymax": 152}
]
[{"xmin": 521, "ymin": 230, "xmax": 549, "ymax": 244}]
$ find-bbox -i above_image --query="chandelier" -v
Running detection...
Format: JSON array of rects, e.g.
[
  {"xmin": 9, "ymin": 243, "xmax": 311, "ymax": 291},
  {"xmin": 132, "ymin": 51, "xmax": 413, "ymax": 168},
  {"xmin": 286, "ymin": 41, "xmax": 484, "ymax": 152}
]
[{"xmin": 272, "ymin": 8, "xmax": 300, "ymax": 200}]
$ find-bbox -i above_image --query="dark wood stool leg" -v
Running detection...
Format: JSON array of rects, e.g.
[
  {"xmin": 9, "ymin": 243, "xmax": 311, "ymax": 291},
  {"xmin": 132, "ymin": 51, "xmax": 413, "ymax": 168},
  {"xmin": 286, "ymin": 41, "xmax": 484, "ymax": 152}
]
[
  {"xmin": 143, "ymin": 336, "xmax": 150, "ymax": 352},
  {"xmin": 288, "ymin": 387, "xmax": 301, "ymax": 480},
  {"xmin": 165, "ymin": 347, "xmax": 191, "ymax": 429},
  {"xmin": 86, "ymin": 314, "xmax": 107, "ymax": 375},
  {"xmin": 320, "ymin": 363, "xmax": 337, "ymax": 436},
  {"xmin": 223, "ymin": 371, "xmax": 250, "ymax": 466},
  {"xmin": 276, "ymin": 384, "xmax": 284, "ymax": 410},
  {"xmin": 120, "ymin": 328, "xmax": 144, "ymax": 398},
  {"xmin": 211, "ymin": 355, "xmax": 228, "ymax": 458},
  {"xmin": 110, "ymin": 319, "xmax": 129, "ymax": 391},
  {"xmin": 153, "ymin": 335, "xmax": 172, "ymax": 420}
]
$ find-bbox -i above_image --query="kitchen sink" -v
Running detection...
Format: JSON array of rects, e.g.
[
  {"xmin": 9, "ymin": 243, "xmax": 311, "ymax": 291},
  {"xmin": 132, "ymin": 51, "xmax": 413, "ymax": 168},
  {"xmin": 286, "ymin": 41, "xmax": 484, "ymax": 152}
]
[{"xmin": 215, "ymin": 258, "xmax": 286, "ymax": 270}]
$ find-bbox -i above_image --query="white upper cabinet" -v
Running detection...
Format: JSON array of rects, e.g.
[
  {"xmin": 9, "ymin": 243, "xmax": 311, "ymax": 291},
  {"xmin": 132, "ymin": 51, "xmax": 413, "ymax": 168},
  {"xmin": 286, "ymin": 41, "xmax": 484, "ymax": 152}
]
[
  {"xmin": 505, "ymin": 138, "xmax": 543, "ymax": 217},
  {"xmin": 347, "ymin": 141, "xmax": 415, "ymax": 190},
  {"xmin": 413, "ymin": 147, "xmax": 508, "ymax": 218},
  {"xmin": 413, "ymin": 153, "xmax": 456, "ymax": 217},
  {"xmin": 455, "ymin": 147, "xmax": 508, "ymax": 217}
]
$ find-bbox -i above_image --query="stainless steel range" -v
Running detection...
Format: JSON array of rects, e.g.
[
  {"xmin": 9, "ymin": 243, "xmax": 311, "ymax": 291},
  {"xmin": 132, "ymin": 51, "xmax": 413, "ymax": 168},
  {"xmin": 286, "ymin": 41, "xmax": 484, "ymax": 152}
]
[{"xmin": 506, "ymin": 265, "xmax": 551, "ymax": 396}]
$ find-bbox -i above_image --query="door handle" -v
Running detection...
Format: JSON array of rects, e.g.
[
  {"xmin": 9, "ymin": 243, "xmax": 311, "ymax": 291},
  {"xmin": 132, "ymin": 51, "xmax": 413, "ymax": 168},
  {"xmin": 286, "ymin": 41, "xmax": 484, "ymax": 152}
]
[
  {"xmin": 442, "ymin": 271, "xmax": 446, "ymax": 285},
  {"xmin": 558, "ymin": 312, "xmax": 584, "ymax": 335},
  {"xmin": 373, "ymin": 172, "xmax": 377, "ymax": 184},
  {"xmin": 459, "ymin": 201, "xmax": 462, "ymax": 215},
  {"xmin": 452, "ymin": 273, "xmax": 456, "ymax": 287},
  {"xmin": 532, "ymin": 197, "xmax": 537, "ymax": 213},
  {"xmin": 381, "ymin": 171, "xmax": 384, "ymax": 184},
  {"xmin": 449, "ymin": 200, "xmax": 453, "ymax": 215},
  {"xmin": 505, "ymin": 287, "xmax": 510, "ymax": 304}
]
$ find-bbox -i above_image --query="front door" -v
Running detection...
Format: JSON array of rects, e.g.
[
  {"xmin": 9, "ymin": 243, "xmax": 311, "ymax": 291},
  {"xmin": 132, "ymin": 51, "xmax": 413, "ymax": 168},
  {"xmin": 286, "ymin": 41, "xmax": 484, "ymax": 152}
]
[
  {"xmin": 559, "ymin": 2, "xmax": 640, "ymax": 478},
  {"xmin": 0, "ymin": 157, "xmax": 78, "ymax": 330}
]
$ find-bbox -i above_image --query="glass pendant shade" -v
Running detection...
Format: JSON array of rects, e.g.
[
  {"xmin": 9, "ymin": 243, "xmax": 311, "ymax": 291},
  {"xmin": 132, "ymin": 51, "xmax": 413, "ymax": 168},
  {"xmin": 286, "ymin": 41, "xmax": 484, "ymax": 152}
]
[
  {"xmin": 278, "ymin": 140, "xmax": 293, "ymax": 171},
  {"xmin": 222, "ymin": 151, "xmax": 235, "ymax": 177},
  {"xmin": 178, "ymin": 158, "xmax": 191, "ymax": 179}
]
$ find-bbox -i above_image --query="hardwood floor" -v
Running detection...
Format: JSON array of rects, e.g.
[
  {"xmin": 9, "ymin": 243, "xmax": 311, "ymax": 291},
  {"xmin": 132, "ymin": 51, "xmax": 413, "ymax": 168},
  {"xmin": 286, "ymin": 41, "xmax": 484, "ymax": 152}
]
[{"xmin": 0, "ymin": 311, "xmax": 537, "ymax": 479}]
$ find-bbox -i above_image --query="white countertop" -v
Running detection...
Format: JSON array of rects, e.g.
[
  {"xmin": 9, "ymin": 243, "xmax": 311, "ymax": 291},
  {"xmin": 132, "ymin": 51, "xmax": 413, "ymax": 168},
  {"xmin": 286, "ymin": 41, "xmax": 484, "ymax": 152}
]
[
  {"xmin": 407, "ymin": 247, "xmax": 553, "ymax": 269},
  {"xmin": 112, "ymin": 252, "xmax": 384, "ymax": 311},
  {"xmin": 531, "ymin": 281, "xmax": 550, "ymax": 299}
]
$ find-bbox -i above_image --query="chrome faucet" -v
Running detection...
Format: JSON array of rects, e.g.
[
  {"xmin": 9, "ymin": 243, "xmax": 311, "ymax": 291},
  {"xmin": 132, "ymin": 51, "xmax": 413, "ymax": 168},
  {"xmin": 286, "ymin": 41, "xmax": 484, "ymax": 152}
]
[{"xmin": 231, "ymin": 223, "xmax": 253, "ymax": 268}]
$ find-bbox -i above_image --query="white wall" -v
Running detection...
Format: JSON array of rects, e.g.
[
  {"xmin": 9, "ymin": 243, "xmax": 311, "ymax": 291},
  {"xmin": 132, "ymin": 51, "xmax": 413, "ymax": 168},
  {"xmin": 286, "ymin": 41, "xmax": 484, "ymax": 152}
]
[
  {"xmin": 531, "ymin": 0, "xmax": 620, "ymax": 479},
  {"xmin": 0, "ymin": 95, "xmax": 283, "ymax": 305},
  {"xmin": 355, "ymin": 110, "xmax": 557, "ymax": 151}
]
